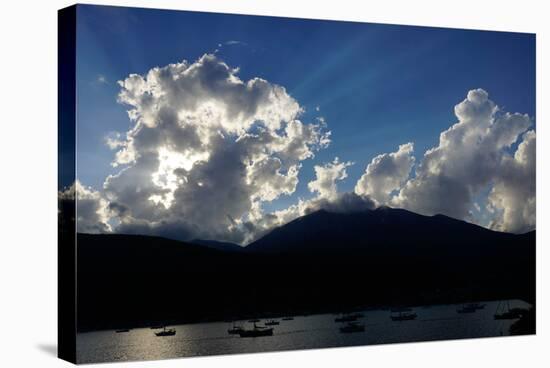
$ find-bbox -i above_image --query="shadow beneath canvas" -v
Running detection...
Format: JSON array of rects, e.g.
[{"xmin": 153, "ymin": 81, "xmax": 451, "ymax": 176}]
[{"xmin": 36, "ymin": 343, "xmax": 57, "ymax": 357}]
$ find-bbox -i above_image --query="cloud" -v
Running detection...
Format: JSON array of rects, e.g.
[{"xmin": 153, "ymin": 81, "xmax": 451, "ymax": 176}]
[
  {"xmin": 59, "ymin": 181, "xmax": 111, "ymax": 233},
  {"xmin": 225, "ymin": 40, "xmax": 247, "ymax": 46},
  {"xmin": 305, "ymin": 158, "xmax": 377, "ymax": 215},
  {"xmin": 355, "ymin": 143, "xmax": 415, "ymax": 204},
  {"xmin": 306, "ymin": 192, "xmax": 376, "ymax": 215},
  {"xmin": 308, "ymin": 158, "xmax": 353, "ymax": 200},
  {"xmin": 100, "ymin": 54, "xmax": 330, "ymax": 244},
  {"xmin": 76, "ymin": 61, "xmax": 535, "ymax": 244},
  {"xmin": 257, "ymin": 158, "xmax": 375, "ymax": 234},
  {"xmin": 487, "ymin": 130, "xmax": 536, "ymax": 233},
  {"xmin": 378, "ymin": 88, "xmax": 535, "ymax": 233},
  {"xmin": 96, "ymin": 74, "xmax": 108, "ymax": 84}
]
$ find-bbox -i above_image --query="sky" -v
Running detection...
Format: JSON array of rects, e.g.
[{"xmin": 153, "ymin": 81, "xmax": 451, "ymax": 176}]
[{"xmin": 66, "ymin": 4, "xmax": 536, "ymax": 244}]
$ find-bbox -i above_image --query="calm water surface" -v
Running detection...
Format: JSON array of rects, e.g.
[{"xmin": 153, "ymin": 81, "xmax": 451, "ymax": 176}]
[{"xmin": 77, "ymin": 299, "xmax": 530, "ymax": 363}]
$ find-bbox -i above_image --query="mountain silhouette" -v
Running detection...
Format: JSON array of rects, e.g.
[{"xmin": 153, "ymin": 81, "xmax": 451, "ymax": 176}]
[
  {"xmin": 247, "ymin": 206, "xmax": 530, "ymax": 255},
  {"xmin": 75, "ymin": 207, "xmax": 535, "ymax": 332}
]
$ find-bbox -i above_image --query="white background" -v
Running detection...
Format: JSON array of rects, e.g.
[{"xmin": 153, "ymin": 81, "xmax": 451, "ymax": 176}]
[{"xmin": 0, "ymin": 0, "xmax": 548, "ymax": 366}]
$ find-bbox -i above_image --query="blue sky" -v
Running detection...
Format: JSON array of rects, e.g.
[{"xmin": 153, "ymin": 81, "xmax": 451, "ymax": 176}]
[{"xmin": 73, "ymin": 4, "xmax": 535, "ymax": 234}]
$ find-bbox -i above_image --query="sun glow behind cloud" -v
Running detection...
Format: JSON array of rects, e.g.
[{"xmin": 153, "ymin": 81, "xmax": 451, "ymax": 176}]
[{"xmin": 149, "ymin": 146, "xmax": 210, "ymax": 208}]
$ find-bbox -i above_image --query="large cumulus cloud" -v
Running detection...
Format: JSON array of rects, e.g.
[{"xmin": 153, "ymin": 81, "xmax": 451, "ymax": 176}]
[
  {"xmin": 308, "ymin": 158, "xmax": 353, "ymax": 200},
  {"xmin": 355, "ymin": 143, "xmax": 415, "ymax": 204},
  {"xmin": 383, "ymin": 89, "xmax": 535, "ymax": 233},
  {"xmin": 487, "ymin": 130, "xmax": 536, "ymax": 233},
  {"xmin": 101, "ymin": 54, "xmax": 330, "ymax": 244}
]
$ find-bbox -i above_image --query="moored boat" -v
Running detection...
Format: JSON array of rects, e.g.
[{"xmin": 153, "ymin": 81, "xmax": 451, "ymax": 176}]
[
  {"xmin": 238, "ymin": 323, "xmax": 274, "ymax": 337},
  {"xmin": 155, "ymin": 326, "xmax": 176, "ymax": 336},
  {"xmin": 390, "ymin": 307, "xmax": 417, "ymax": 321},
  {"xmin": 227, "ymin": 321, "xmax": 245, "ymax": 335},
  {"xmin": 469, "ymin": 302, "xmax": 486, "ymax": 310},
  {"xmin": 457, "ymin": 302, "xmax": 486, "ymax": 313},
  {"xmin": 457, "ymin": 305, "xmax": 477, "ymax": 314}
]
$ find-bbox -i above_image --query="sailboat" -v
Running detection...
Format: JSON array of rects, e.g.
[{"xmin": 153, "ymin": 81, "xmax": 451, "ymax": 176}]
[
  {"xmin": 238, "ymin": 322, "xmax": 274, "ymax": 337},
  {"xmin": 227, "ymin": 321, "xmax": 244, "ymax": 335},
  {"xmin": 494, "ymin": 301, "xmax": 524, "ymax": 320},
  {"xmin": 457, "ymin": 301, "xmax": 486, "ymax": 314},
  {"xmin": 390, "ymin": 307, "xmax": 417, "ymax": 321},
  {"xmin": 155, "ymin": 326, "xmax": 176, "ymax": 336},
  {"xmin": 456, "ymin": 304, "xmax": 476, "ymax": 313}
]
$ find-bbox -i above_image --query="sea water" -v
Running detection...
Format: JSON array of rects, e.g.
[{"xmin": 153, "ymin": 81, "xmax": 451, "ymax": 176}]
[{"xmin": 76, "ymin": 299, "xmax": 530, "ymax": 363}]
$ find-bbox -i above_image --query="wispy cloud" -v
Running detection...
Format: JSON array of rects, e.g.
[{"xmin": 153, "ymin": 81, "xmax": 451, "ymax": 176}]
[
  {"xmin": 96, "ymin": 74, "xmax": 108, "ymax": 85},
  {"xmin": 225, "ymin": 40, "xmax": 247, "ymax": 46}
]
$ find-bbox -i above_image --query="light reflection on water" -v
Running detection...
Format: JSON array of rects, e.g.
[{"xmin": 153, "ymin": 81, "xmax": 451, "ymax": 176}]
[{"xmin": 76, "ymin": 299, "xmax": 530, "ymax": 364}]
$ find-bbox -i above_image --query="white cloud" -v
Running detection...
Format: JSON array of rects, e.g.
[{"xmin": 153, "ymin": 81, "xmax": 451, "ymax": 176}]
[
  {"xmin": 97, "ymin": 74, "xmax": 108, "ymax": 84},
  {"xmin": 101, "ymin": 54, "xmax": 330, "ymax": 244},
  {"xmin": 225, "ymin": 40, "xmax": 247, "ymax": 46},
  {"xmin": 308, "ymin": 158, "xmax": 353, "ymax": 200},
  {"xmin": 379, "ymin": 88, "xmax": 535, "ymax": 233},
  {"xmin": 304, "ymin": 158, "xmax": 376, "ymax": 215},
  {"xmin": 487, "ymin": 130, "xmax": 536, "ymax": 233},
  {"xmin": 355, "ymin": 142, "xmax": 415, "ymax": 204},
  {"xmin": 254, "ymin": 158, "xmax": 375, "ymax": 235}
]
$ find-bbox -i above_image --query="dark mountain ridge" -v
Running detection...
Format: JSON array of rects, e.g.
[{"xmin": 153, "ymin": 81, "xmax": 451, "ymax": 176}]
[
  {"xmin": 247, "ymin": 206, "xmax": 526, "ymax": 254},
  {"xmin": 75, "ymin": 207, "xmax": 535, "ymax": 332}
]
